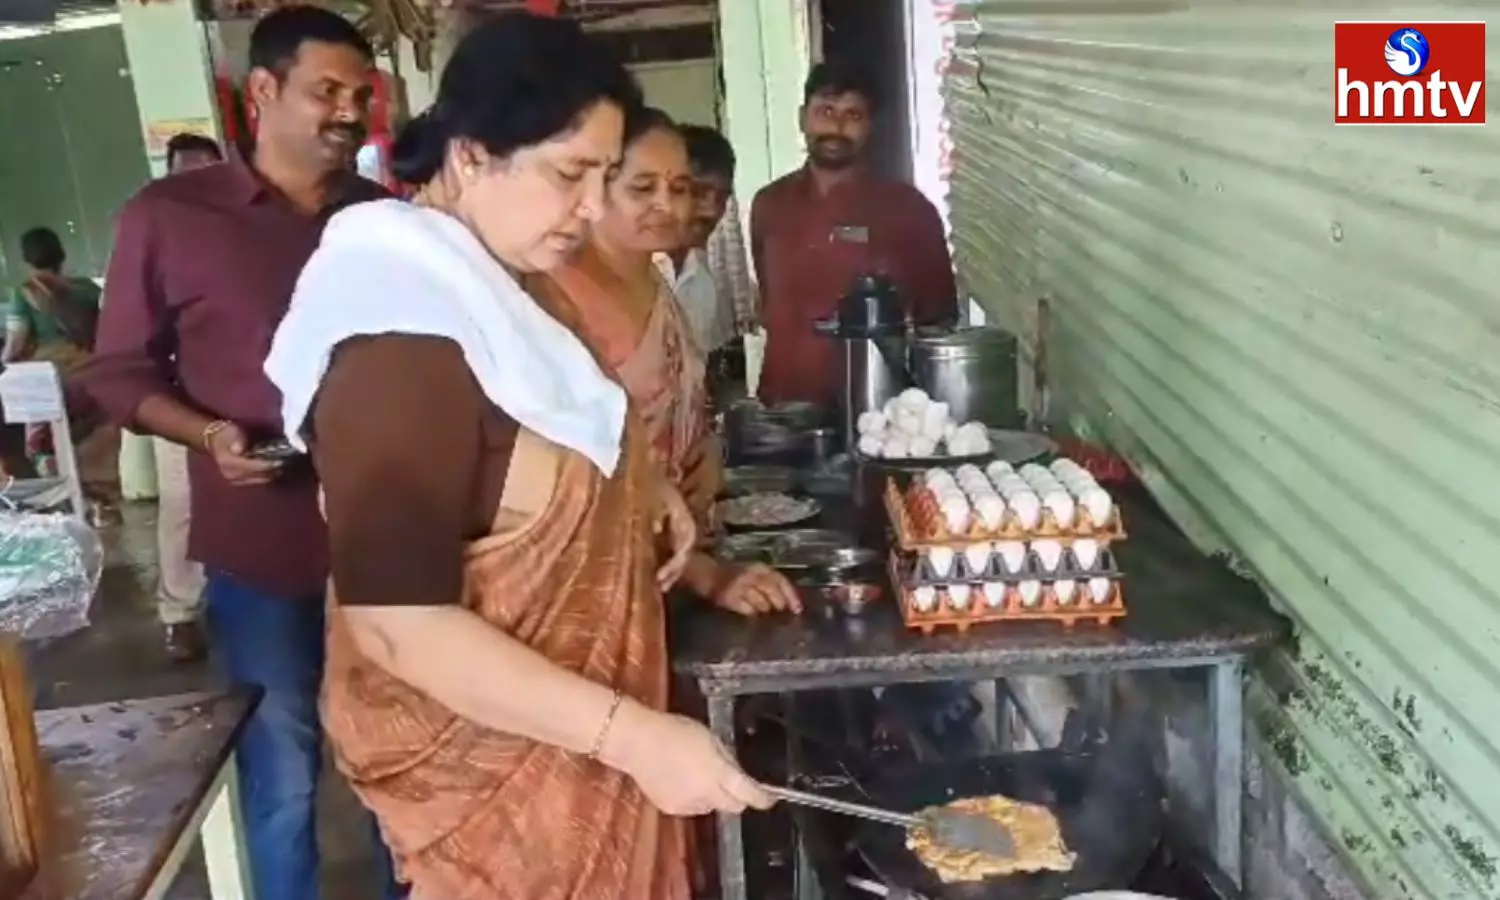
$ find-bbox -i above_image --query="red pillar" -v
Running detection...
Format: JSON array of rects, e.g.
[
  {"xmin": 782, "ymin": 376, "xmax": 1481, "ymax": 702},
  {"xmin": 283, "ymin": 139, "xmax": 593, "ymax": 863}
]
[{"xmin": 524, "ymin": 0, "xmax": 562, "ymax": 14}]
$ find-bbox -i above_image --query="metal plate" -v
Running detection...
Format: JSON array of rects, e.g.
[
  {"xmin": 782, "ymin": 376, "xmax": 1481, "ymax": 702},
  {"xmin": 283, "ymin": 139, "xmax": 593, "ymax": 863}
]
[
  {"xmin": 854, "ymin": 429, "xmax": 1055, "ymax": 472},
  {"xmin": 717, "ymin": 494, "xmax": 823, "ymax": 530},
  {"xmin": 987, "ymin": 430, "xmax": 1058, "ymax": 465}
]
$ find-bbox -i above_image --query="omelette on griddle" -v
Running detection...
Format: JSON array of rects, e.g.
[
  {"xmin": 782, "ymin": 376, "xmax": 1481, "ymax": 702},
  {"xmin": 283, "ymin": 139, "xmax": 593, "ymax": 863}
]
[{"xmin": 906, "ymin": 794, "xmax": 1077, "ymax": 882}]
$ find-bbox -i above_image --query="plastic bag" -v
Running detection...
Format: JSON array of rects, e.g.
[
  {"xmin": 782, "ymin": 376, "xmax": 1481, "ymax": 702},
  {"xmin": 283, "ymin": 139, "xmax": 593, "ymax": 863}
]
[{"xmin": 0, "ymin": 511, "xmax": 100, "ymax": 641}]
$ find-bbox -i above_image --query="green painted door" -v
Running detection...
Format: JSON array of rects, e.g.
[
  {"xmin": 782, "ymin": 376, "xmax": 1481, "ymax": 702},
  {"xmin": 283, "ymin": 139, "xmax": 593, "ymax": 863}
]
[
  {"xmin": 0, "ymin": 53, "xmax": 85, "ymax": 282},
  {"xmin": 0, "ymin": 25, "xmax": 149, "ymax": 281},
  {"xmin": 50, "ymin": 25, "xmax": 150, "ymax": 277}
]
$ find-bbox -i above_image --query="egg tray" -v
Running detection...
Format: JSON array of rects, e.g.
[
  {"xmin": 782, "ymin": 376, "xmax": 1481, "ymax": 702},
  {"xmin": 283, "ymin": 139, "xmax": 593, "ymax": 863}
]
[
  {"xmin": 888, "ymin": 555, "xmax": 1127, "ymax": 635},
  {"xmin": 897, "ymin": 542, "xmax": 1122, "ymax": 587},
  {"xmin": 883, "ymin": 479, "xmax": 1125, "ymax": 550}
]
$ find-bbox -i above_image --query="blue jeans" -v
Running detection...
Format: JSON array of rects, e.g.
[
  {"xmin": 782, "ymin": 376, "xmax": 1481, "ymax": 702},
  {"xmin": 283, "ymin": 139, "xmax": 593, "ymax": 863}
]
[{"xmin": 204, "ymin": 570, "xmax": 406, "ymax": 900}]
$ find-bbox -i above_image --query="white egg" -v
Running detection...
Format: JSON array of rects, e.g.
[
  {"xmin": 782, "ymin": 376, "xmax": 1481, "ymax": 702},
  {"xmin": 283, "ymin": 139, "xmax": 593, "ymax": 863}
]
[
  {"xmin": 995, "ymin": 541, "xmax": 1027, "ymax": 574},
  {"xmin": 958, "ymin": 479, "xmax": 989, "ymax": 498},
  {"xmin": 955, "ymin": 464, "xmax": 984, "ymax": 482},
  {"xmin": 924, "ymin": 467, "xmax": 955, "ymax": 487},
  {"xmin": 920, "ymin": 417, "xmax": 947, "ymax": 445},
  {"xmin": 1033, "ymin": 539, "xmax": 1064, "ymax": 572},
  {"xmin": 965, "ymin": 480, "xmax": 998, "ymax": 498},
  {"xmin": 857, "ymin": 434, "xmax": 884, "ymax": 457},
  {"xmin": 893, "ymin": 407, "xmax": 924, "ymax": 437},
  {"xmin": 898, "ymin": 387, "xmax": 931, "ymax": 410},
  {"xmin": 883, "ymin": 435, "xmax": 911, "ymax": 458},
  {"xmin": 1080, "ymin": 486, "xmax": 1114, "ymax": 524},
  {"xmin": 1017, "ymin": 580, "xmax": 1042, "ymax": 607},
  {"xmin": 909, "ymin": 437, "xmax": 938, "ymax": 458},
  {"xmin": 974, "ymin": 493, "xmax": 1007, "ymax": 530},
  {"xmin": 1088, "ymin": 577, "xmax": 1113, "ymax": 604},
  {"xmin": 1054, "ymin": 579, "xmax": 1078, "ymax": 605},
  {"xmin": 955, "ymin": 421, "xmax": 988, "ymax": 442},
  {"xmin": 1009, "ymin": 492, "xmax": 1042, "ymax": 529},
  {"xmin": 982, "ymin": 582, "xmax": 1008, "ymax": 608},
  {"xmin": 1019, "ymin": 463, "xmax": 1051, "ymax": 482},
  {"xmin": 913, "ymin": 585, "xmax": 938, "ymax": 611},
  {"xmin": 963, "ymin": 542, "xmax": 993, "ymax": 575},
  {"xmin": 946, "ymin": 435, "xmax": 975, "ymax": 457},
  {"xmin": 1072, "ymin": 538, "xmax": 1100, "ymax": 571},
  {"xmin": 996, "ymin": 476, "xmax": 1030, "ymax": 496},
  {"xmin": 947, "ymin": 584, "xmax": 972, "ymax": 610},
  {"xmin": 939, "ymin": 495, "xmax": 971, "ymax": 533},
  {"xmin": 921, "ymin": 401, "xmax": 950, "ymax": 436},
  {"xmin": 1042, "ymin": 490, "xmax": 1077, "ymax": 528},
  {"xmin": 926, "ymin": 546, "xmax": 956, "ymax": 577},
  {"xmin": 882, "ymin": 397, "xmax": 901, "ymax": 418},
  {"xmin": 1061, "ymin": 472, "xmax": 1096, "ymax": 494},
  {"xmin": 930, "ymin": 483, "xmax": 964, "ymax": 505},
  {"xmin": 857, "ymin": 410, "xmax": 886, "ymax": 436}
]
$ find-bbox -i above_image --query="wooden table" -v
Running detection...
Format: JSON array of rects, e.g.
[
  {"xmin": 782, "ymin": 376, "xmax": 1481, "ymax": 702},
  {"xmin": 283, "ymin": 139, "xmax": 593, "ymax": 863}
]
[{"xmin": 21, "ymin": 691, "xmax": 257, "ymax": 900}]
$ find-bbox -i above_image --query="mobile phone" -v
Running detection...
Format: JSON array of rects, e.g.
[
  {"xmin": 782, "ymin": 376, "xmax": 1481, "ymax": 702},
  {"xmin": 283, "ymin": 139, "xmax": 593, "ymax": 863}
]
[{"xmin": 244, "ymin": 438, "xmax": 303, "ymax": 462}]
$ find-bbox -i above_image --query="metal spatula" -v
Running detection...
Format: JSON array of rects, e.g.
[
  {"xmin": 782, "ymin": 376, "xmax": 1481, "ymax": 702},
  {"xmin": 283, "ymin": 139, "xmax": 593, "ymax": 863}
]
[{"xmin": 765, "ymin": 785, "xmax": 1016, "ymax": 858}]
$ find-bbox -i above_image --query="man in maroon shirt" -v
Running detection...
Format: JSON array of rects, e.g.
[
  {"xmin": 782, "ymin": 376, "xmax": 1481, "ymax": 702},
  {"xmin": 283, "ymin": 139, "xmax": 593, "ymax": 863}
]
[
  {"xmin": 750, "ymin": 59, "xmax": 958, "ymax": 405},
  {"xmin": 86, "ymin": 8, "xmax": 401, "ymax": 900}
]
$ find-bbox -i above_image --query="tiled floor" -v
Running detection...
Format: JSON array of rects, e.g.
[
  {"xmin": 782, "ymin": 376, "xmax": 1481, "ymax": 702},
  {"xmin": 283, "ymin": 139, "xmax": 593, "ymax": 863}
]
[{"xmin": 28, "ymin": 501, "xmax": 385, "ymax": 900}]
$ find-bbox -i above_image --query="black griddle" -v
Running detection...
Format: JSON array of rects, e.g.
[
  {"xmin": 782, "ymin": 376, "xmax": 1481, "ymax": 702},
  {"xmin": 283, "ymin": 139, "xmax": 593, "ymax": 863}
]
[
  {"xmin": 848, "ymin": 749, "xmax": 1163, "ymax": 900},
  {"xmin": 761, "ymin": 685, "xmax": 1166, "ymax": 900}
]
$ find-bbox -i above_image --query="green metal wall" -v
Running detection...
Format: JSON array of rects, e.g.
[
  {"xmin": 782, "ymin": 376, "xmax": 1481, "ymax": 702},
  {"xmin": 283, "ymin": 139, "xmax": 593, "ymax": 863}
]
[{"xmin": 942, "ymin": 2, "xmax": 1500, "ymax": 898}]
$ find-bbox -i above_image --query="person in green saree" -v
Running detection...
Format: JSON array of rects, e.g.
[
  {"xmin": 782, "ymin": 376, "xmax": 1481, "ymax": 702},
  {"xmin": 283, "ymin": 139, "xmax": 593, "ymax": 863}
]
[
  {"xmin": 4, "ymin": 227, "xmax": 100, "ymax": 366},
  {"xmin": 4, "ymin": 227, "xmax": 118, "ymax": 505}
]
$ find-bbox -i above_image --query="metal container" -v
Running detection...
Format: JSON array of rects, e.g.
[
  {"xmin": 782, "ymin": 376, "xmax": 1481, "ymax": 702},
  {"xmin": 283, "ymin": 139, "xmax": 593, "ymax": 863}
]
[
  {"xmin": 839, "ymin": 338, "xmax": 907, "ymax": 446},
  {"xmin": 908, "ymin": 326, "xmax": 1022, "ymax": 429},
  {"xmin": 817, "ymin": 274, "xmax": 915, "ymax": 449}
]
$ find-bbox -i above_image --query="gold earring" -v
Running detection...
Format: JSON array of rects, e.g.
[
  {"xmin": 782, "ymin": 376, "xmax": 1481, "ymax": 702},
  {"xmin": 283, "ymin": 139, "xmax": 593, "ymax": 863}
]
[{"xmin": 463, "ymin": 165, "xmax": 478, "ymax": 180}]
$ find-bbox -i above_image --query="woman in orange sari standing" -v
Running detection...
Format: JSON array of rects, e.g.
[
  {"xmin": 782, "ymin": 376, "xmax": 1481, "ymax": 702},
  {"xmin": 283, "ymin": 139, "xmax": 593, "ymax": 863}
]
[
  {"xmin": 533, "ymin": 108, "xmax": 801, "ymax": 618},
  {"xmin": 264, "ymin": 16, "xmax": 771, "ymax": 900}
]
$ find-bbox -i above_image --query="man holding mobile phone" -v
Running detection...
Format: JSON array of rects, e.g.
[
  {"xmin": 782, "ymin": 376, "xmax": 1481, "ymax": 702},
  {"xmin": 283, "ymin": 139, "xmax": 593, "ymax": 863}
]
[{"xmin": 85, "ymin": 9, "xmax": 403, "ymax": 900}]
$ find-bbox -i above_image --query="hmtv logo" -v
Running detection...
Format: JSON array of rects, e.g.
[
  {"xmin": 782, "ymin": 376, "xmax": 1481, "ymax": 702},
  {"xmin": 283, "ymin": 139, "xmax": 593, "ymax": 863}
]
[{"xmin": 1335, "ymin": 22, "xmax": 1486, "ymax": 124}]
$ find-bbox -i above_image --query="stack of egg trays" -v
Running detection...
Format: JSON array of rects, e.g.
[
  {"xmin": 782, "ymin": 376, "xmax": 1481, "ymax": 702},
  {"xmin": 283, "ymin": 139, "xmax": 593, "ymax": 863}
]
[{"xmin": 897, "ymin": 541, "xmax": 1122, "ymax": 588}]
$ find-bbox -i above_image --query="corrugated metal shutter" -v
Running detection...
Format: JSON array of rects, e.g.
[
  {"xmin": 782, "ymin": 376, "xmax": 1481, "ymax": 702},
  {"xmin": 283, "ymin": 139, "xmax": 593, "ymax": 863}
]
[{"xmin": 943, "ymin": 2, "xmax": 1500, "ymax": 899}]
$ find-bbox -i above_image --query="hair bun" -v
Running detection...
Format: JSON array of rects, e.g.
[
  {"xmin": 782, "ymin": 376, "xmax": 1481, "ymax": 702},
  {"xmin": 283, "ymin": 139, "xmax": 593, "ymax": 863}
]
[{"xmin": 391, "ymin": 105, "xmax": 449, "ymax": 185}]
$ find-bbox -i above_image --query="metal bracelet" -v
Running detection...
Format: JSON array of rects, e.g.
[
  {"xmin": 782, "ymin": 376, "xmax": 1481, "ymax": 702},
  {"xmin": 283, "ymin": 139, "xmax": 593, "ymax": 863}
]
[
  {"xmin": 588, "ymin": 691, "xmax": 625, "ymax": 759},
  {"xmin": 200, "ymin": 419, "xmax": 232, "ymax": 452}
]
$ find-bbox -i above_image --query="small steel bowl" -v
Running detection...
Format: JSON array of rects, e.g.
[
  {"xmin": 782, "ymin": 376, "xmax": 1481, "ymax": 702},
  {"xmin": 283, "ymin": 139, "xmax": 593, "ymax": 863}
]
[{"xmin": 820, "ymin": 581, "xmax": 884, "ymax": 615}]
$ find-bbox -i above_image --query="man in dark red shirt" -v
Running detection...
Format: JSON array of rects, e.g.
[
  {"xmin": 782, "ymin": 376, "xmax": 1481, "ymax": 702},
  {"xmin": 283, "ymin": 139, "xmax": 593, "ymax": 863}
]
[
  {"xmin": 86, "ymin": 8, "xmax": 400, "ymax": 900},
  {"xmin": 750, "ymin": 59, "xmax": 958, "ymax": 405}
]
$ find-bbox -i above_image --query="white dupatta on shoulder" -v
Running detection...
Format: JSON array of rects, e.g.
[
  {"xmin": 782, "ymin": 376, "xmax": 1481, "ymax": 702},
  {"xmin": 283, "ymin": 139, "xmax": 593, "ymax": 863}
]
[{"xmin": 264, "ymin": 199, "xmax": 627, "ymax": 475}]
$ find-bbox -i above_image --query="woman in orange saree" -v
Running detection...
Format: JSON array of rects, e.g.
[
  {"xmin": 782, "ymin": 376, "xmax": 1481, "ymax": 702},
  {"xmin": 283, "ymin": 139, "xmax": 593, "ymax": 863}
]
[
  {"xmin": 531, "ymin": 103, "xmax": 801, "ymax": 900},
  {"xmin": 533, "ymin": 107, "xmax": 801, "ymax": 619},
  {"xmin": 264, "ymin": 17, "xmax": 771, "ymax": 900}
]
